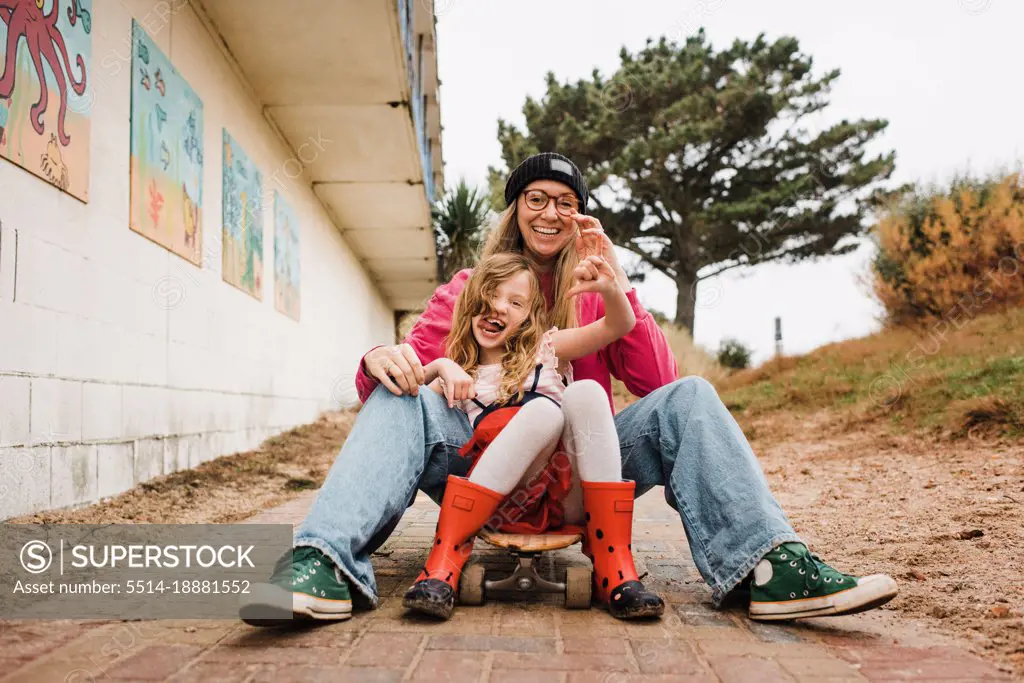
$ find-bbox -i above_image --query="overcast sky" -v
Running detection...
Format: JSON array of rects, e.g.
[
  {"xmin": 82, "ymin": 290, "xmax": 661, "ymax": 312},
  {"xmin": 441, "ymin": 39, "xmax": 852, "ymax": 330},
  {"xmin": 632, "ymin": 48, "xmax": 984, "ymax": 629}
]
[{"xmin": 434, "ymin": 0, "xmax": 1022, "ymax": 364}]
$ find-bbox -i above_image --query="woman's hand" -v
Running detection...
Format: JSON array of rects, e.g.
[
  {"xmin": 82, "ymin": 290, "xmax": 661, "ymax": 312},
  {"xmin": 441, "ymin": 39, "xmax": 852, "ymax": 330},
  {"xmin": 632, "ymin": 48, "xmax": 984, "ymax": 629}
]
[
  {"xmin": 566, "ymin": 255, "xmax": 621, "ymax": 298},
  {"xmin": 427, "ymin": 358, "xmax": 477, "ymax": 408},
  {"xmin": 364, "ymin": 344, "xmax": 425, "ymax": 397},
  {"xmin": 571, "ymin": 213, "xmax": 631, "ymax": 291}
]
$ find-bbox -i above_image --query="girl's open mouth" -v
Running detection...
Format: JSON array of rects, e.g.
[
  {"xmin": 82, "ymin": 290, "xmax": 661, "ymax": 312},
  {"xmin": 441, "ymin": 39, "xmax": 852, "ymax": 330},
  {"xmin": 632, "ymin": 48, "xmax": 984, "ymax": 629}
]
[
  {"xmin": 479, "ymin": 317, "xmax": 505, "ymax": 335},
  {"xmin": 532, "ymin": 226, "xmax": 561, "ymax": 236}
]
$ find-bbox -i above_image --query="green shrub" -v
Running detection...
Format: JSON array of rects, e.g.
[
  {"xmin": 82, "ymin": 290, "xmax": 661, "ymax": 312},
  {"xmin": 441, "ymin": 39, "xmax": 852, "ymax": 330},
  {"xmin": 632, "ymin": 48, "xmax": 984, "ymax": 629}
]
[{"xmin": 717, "ymin": 338, "xmax": 752, "ymax": 370}]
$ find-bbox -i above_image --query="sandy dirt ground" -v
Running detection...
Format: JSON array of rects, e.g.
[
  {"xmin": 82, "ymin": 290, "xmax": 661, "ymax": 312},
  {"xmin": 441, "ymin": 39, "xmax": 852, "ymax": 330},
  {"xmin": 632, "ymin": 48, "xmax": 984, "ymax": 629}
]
[
  {"xmin": 746, "ymin": 409, "xmax": 1024, "ymax": 677},
  {"xmin": 12, "ymin": 407, "xmax": 1022, "ymax": 676},
  {"xmin": 10, "ymin": 411, "xmax": 357, "ymax": 525}
]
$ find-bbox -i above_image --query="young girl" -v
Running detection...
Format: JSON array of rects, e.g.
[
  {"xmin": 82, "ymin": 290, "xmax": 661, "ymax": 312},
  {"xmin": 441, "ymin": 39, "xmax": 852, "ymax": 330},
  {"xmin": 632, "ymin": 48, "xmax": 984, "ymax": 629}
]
[{"xmin": 402, "ymin": 252, "xmax": 665, "ymax": 621}]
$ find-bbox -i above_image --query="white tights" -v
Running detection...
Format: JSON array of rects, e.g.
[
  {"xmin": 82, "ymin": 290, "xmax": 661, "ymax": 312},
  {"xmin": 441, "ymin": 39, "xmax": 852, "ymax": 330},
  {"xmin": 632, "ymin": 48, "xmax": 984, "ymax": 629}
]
[{"xmin": 467, "ymin": 380, "xmax": 622, "ymax": 524}]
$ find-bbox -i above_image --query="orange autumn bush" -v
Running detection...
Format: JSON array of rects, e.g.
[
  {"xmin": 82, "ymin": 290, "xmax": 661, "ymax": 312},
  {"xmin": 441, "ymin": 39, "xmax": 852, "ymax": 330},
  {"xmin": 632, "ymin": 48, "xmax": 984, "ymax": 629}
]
[{"xmin": 872, "ymin": 173, "xmax": 1024, "ymax": 325}]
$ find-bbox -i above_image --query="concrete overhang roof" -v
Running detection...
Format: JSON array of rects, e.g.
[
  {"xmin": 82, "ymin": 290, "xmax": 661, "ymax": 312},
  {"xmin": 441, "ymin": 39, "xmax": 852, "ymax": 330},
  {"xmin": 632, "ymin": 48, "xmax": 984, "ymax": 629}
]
[{"xmin": 194, "ymin": 0, "xmax": 443, "ymax": 310}]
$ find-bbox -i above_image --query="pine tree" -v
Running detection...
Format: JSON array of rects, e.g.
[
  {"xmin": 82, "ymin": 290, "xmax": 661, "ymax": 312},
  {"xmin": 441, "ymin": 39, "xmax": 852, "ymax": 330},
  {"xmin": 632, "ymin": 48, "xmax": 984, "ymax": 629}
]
[{"xmin": 490, "ymin": 31, "xmax": 895, "ymax": 332}]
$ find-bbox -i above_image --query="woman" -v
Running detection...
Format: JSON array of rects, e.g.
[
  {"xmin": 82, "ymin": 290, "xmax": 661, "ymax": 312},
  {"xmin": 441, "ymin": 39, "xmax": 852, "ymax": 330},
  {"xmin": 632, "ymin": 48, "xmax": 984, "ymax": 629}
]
[{"xmin": 240, "ymin": 153, "xmax": 897, "ymax": 625}]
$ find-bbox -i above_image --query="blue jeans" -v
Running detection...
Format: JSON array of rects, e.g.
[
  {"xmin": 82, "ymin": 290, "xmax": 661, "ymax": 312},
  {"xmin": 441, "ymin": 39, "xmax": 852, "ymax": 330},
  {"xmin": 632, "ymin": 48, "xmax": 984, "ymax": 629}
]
[{"xmin": 295, "ymin": 376, "xmax": 800, "ymax": 607}]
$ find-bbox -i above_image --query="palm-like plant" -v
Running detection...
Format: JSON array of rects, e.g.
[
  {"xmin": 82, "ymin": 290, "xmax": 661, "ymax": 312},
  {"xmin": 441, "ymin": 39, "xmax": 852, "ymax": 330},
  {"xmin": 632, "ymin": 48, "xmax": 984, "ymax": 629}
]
[{"xmin": 432, "ymin": 179, "xmax": 492, "ymax": 283}]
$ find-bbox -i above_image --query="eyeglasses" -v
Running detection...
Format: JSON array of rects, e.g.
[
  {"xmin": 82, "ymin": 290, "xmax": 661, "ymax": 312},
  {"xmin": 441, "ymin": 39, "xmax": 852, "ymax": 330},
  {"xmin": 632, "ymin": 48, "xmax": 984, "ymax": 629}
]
[{"xmin": 521, "ymin": 189, "xmax": 580, "ymax": 217}]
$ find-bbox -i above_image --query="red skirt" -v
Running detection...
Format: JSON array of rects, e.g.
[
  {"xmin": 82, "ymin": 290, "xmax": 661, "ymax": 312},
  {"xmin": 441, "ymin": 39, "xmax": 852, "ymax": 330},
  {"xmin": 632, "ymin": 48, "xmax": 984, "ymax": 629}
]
[{"xmin": 459, "ymin": 406, "xmax": 583, "ymax": 535}]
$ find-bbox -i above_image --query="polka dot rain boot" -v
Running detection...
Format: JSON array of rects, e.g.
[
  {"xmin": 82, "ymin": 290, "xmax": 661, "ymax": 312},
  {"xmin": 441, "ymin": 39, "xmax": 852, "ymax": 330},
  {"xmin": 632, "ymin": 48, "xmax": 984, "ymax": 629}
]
[
  {"xmin": 581, "ymin": 480, "xmax": 665, "ymax": 619},
  {"xmin": 402, "ymin": 475, "xmax": 505, "ymax": 619}
]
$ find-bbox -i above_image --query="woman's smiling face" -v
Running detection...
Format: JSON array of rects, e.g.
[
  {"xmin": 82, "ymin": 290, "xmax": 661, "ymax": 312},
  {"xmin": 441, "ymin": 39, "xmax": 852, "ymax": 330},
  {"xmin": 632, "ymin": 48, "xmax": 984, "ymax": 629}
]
[
  {"xmin": 471, "ymin": 269, "xmax": 534, "ymax": 360},
  {"xmin": 516, "ymin": 179, "xmax": 579, "ymax": 266}
]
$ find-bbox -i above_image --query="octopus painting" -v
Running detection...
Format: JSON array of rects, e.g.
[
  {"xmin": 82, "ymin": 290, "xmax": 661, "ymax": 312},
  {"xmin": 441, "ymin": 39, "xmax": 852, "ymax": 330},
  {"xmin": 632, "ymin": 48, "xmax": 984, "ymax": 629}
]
[
  {"xmin": 0, "ymin": 0, "xmax": 90, "ymax": 198},
  {"xmin": 0, "ymin": 0, "xmax": 88, "ymax": 145}
]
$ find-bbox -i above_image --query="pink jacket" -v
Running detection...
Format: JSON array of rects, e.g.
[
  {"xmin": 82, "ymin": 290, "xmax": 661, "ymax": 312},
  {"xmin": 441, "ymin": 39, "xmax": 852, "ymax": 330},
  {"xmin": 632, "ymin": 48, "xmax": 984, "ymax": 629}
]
[{"xmin": 355, "ymin": 269, "xmax": 679, "ymax": 412}]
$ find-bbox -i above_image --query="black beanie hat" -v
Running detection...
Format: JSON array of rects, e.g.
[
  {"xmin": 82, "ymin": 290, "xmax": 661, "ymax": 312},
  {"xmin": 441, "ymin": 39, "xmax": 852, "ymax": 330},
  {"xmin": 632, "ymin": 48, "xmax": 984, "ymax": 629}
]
[{"xmin": 503, "ymin": 152, "xmax": 589, "ymax": 215}]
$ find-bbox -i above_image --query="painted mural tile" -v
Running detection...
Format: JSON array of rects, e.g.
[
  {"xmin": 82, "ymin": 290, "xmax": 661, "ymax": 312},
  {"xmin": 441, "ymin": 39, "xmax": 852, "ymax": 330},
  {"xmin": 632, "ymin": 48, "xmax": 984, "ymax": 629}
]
[
  {"xmin": 222, "ymin": 129, "xmax": 263, "ymax": 299},
  {"xmin": 274, "ymin": 191, "xmax": 300, "ymax": 321},
  {"xmin": 0, "ymin": 0, "xmax": 92, "ymax": 200},
  {"xmin": 129, "ymin": 19, "xmax": 204, "ymax": 264}
]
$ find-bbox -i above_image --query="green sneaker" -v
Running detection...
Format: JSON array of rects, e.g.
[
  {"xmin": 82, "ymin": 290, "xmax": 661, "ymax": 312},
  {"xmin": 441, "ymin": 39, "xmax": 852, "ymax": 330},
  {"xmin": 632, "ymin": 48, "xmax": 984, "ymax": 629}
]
[
  {"xmin": 748, "ymin": 543, "xmax": 898, "ymax": 621},
  {"xmin": 239, "ymin": 547, "xmax": 353, "ymax": 626}
]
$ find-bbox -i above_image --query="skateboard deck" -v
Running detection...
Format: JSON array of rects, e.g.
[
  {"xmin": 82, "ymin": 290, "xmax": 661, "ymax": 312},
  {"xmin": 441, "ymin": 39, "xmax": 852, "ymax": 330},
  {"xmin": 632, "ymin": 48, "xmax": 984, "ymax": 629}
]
[{"xmin": 478, "ymin": 530, "xmax": 582, "ymax": 552}]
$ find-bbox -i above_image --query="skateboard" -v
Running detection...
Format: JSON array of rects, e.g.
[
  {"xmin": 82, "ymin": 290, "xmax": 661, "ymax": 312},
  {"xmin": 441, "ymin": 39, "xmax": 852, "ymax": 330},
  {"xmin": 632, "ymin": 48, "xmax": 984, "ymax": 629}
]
[{"xmin": 458, "ymin": 530, "xmax": 592, "ymax": 609}]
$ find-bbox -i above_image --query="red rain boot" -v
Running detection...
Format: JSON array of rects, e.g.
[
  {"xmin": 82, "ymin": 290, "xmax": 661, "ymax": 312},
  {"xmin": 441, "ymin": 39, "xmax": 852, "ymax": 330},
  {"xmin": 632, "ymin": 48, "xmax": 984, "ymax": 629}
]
[
  {"xmin": 402, "ymin": 475, "xmax": 504, "ymax": 619},
  {"xmin": 581, "ymin": 480, "xmax": 665, "ymax": 619}
]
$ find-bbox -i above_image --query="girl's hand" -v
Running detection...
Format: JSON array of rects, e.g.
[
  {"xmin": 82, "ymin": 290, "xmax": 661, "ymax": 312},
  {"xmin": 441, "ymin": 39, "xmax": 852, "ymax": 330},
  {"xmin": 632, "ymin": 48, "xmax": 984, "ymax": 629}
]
[
  {"xmin": 365, "ymin": 343, "xmax": 425, "ymax": 397},
  {"xmin": 433, "ymin": 359, "xmax": 477, "ymax": 409},
  {"xmin": 571, "ymin": 213, "xmax": 631, "ymax": 290},
  {"xmin": 566, "ymin": 255, "xmax": 620, "ymax": 298}
]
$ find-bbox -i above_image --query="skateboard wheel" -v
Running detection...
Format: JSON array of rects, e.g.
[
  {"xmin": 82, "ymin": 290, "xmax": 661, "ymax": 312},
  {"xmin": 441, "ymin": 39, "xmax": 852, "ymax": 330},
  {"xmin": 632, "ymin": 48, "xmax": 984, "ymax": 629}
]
[
  {"xmin": 565, "ymin": 566, "xmax": 592, "ymax": 609},
  {"xmin": 460, "ymin": 563, "xmax": 486, "ymax": 605}
]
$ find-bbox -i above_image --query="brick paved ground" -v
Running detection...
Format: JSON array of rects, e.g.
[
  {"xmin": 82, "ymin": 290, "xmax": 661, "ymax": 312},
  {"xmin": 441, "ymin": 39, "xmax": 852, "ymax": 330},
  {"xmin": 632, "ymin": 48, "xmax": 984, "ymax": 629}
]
[{"xmin": 1, "ymin": 489, "xmax": 1012, "ymax": 682}]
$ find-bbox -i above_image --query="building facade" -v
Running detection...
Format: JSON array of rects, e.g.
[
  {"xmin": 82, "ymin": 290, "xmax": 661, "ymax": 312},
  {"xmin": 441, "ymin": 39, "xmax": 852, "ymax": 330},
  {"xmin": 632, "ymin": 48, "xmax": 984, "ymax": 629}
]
[{"xmin": 0, "ymin": 0, "xmax": 443, "ymax": 519}]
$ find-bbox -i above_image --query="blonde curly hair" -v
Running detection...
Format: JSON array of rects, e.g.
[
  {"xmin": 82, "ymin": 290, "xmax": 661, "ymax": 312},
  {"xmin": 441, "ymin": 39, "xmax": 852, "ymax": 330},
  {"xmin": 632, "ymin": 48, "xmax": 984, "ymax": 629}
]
[{"xmin": 446, "ymin": 253, "xmax": 550, "ymax": 406}]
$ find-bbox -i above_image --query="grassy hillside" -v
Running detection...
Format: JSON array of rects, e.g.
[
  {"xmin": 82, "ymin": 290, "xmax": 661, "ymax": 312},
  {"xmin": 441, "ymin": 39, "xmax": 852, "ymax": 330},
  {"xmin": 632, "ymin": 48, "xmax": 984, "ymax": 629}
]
[
  {"xmin": 717, "ymin": 307, "xmax": 1024, "ymax": 440},
  {"xmin": 615, "ymin": 308, "xmax": 1024, "ymax": 441}
]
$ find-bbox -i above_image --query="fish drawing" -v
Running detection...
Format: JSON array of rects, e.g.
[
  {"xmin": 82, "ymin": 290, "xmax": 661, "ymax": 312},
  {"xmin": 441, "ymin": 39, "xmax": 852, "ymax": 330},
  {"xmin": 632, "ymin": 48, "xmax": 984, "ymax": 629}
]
[
  {"xmin": 67, "ymin": 1, "xmax": 93, "ymax": 34},
  {"xmin": 182, "ymin": 111, "xmax": 202, "ymax": 165},
  {"xmin": 154, "ymin": 68, "xmax": 166, "ymax": 96},
  {"xmin": 140, "ymin": 67, "xmax": 151, "ymax": 90},
  {"xmin": 154, "ymin": 104, "xmax": 167, "ymax": 132},
  {"xmin": 160, "ymin": 142, "xmax": 170, "ymax": 171}
]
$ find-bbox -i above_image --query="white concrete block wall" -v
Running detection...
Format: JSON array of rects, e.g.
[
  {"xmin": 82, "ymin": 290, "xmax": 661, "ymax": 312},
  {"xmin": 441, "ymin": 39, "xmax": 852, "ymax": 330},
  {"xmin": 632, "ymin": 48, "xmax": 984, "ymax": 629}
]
[
  {"xmin": 51, "ymin": 445, "xmax": 98, "ymax": 508},
  {"xmin": 97, "ymin": 443, "xmax": 134, "ymax": 500},
  {"xmin": 0, "ymin": 376, "xmax": 30, "ymax": 447},
  {"xmin": 0, "ymin": 447, "xmax": 50, "ymax": 516},
  {"xmin": 0, "ymin": 0, "xmax": 396, "ymax": 519}
]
